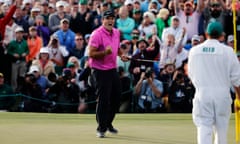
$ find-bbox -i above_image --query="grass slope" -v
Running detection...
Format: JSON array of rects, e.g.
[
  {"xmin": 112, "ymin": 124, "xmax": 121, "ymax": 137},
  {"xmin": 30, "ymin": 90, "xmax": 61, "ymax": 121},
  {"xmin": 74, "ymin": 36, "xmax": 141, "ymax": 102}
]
[{"xmin": 0, "ymin": 112, "xmax": 236, "ymax": 144}]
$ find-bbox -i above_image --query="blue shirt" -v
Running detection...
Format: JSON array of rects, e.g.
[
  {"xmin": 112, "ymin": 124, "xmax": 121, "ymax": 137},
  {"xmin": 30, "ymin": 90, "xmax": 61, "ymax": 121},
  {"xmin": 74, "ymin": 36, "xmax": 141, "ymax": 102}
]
[
  {"xmin": 138, "ymin": 78, "xmax": 164, "ymax": 109},
  {"xmin": 54, "ymin": 29, "xmax": 76, "ymax": 52}
]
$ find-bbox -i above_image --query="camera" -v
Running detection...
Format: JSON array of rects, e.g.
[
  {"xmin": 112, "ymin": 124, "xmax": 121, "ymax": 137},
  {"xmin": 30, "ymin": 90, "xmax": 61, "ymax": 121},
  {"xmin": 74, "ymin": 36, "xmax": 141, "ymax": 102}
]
[{"xmin": 145, "ymin": 67, "xmax": 153, "ymax": 78}]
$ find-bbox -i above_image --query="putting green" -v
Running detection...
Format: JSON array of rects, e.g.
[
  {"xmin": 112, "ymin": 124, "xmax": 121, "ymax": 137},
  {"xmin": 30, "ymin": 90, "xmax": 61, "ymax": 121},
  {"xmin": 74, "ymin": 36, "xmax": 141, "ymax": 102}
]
[{"xmin": 0, "ymin": 113, "xmax": 236, "ymax": 144}]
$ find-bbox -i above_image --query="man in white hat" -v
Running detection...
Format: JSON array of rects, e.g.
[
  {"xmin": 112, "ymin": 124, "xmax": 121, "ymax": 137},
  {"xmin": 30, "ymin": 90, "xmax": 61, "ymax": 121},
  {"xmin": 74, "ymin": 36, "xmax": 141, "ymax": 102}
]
[
  {"xmin": 48, "ymin": 0, "xmax": 70, "ymax": 33},
  {"xmin": 7, "ymin": 26, "xmax": 29, "ymax": 91}
]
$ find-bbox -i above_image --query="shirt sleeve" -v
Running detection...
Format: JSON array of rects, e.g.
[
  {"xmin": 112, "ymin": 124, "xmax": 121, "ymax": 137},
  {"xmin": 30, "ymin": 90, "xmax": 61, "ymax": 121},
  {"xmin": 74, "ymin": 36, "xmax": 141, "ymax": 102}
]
[{"xmin": 88, "ymin": 31, "xmax": 100, "ymax": 49}]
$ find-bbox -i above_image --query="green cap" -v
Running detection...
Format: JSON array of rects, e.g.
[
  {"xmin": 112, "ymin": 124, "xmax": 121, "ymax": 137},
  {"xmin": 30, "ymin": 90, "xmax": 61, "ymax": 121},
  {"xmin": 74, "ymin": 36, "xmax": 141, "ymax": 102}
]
[
  {"xmin": 67, "ymin": 62, "xmax": 75, "ymax": 68},
  {"xmin": 133, "ymin": 9, "xmax": 141, "ymax": 14},
  {"xmin": 79, "ymin": 0, "xmax": 87, "ymax": 5},
  {"xmin": 206, "ymin": 22, "xmax": 223, "ymax": 36}
]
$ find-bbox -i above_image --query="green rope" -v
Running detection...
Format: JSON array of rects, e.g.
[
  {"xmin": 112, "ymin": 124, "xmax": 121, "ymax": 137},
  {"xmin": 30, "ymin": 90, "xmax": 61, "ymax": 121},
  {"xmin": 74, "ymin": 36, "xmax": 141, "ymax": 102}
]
[{"xmin": 0, "ymin": 88, "xmax": 134, "ymax": 106}]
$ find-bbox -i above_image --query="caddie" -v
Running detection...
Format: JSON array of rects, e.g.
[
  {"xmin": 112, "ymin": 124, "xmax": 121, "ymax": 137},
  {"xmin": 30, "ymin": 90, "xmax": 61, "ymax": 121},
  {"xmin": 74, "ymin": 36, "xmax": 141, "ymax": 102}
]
[{"xmin": 188, "ymin": 21, "xmax": 240, "ymax": 144}]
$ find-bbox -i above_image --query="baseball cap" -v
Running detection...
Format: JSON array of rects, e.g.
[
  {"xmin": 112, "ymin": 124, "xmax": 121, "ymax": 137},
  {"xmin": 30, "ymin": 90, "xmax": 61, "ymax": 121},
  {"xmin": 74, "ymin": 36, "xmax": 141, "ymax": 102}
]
[
  {"xmin": 124, "ymin": 0, "xmax": 133, "ymax": 5},
  {"xmin": 79, "ymin": 0, "xmax": 87, "ymax": 5},
  {"xmin": 67, "ymin": 62, "xmax": 75, "ymax": 68},
  {"xmin": 31, "ymin": 7, "xmax": 41, "ymax": 12},
  {"xmin": 56, "ymin": 1, "xmax": 65, "ymax": 7},
  {"xmin": 15, "ymin": 27, "xmax": 24, "ymax": 33},
  {"xmin": 206, "ymin": 22, "xmax": 223, "ymax": 36},
  {"xmin": 171, "ymin": 15, "xmax": 180, "ymax": 21},
  {"xmin": 102, "ymin": 10, "xmax": 115, "ymax": 18},
  {"xmin": 39, "ymin": 47, "xmax": 49, "ymax": 54},
  {"xmin": 133, "ymin": 9, "xmax": 141, "ymax": 14},
  {"xmin": 184, "ymin": 1, "xmax": 193, "ymax": 7},
  {"xmin": 191, "ymin": 35, "xmax": 200, "ymax": 42},
  {"xmin": 60, "ymin": 18, "xmax": 69, "ymax": 24},
  {"xmin": 227, "ymin": 35, "xmax": 234, "ymax": 42},
  {"xmin": 84, "ymin": 34, "xmax": 91, "ymax": 39},
  {"xmin": 28, "ymin": 65, "xmax": 39, "ymax": 74}
]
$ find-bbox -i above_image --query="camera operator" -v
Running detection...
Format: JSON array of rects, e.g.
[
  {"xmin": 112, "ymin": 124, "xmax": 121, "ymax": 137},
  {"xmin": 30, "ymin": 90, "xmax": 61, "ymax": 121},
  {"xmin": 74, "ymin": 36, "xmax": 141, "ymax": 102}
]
[
  {"xmin": 134, "ymin": 67, "xmax": 164, "ymax": 113},
  {"xmin": 47, "ymin": 68, "xmax": 80, "ymax": 113}
]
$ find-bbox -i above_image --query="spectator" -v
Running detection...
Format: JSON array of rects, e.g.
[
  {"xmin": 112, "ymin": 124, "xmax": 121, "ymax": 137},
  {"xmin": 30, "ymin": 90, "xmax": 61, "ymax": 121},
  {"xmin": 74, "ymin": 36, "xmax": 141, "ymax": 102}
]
[
  {"xmin": 35, "ymin": 15, "xmax": 51, "ymax": 46},
  {"xmin": 202, "ymin": 0, "xmax": 227, "ymax": 32},
  {"xmin": 174, "ymin": 0, "xmax": 204, "ymax": 40},
  {"xmin": 132, "ymin": 8, "xmax": 143, "ymax": 29},
  {"xmin": 78, "ymin": 0, "xmax": 95, "ymax": 36},
  {"xmin": 226, "ymin": 34, "xmax": 234, "ymax": 48},
  {"xmin": 20, "ymin": 73, "xmax": 45, "ymax": 112},
  {"xmin": 117, "ymin": 41, "xmax": 131, "ymax": 77},
  {"xmin": 159, "ymin": 28, "xmax": 186, "ymax": 69},
  {"xmin": 162, "ymin": 16, "xmax": 188, "ymax": 46},
  {"xmin": 134, "ymin": 67, "xmax": 164, "ymax": 112},
  {"xmin": 48, "ymin": 3, "xmax": 56, "ymax": 14},
  {"xmin": 69, "ymin": 33, "xmax": 85, "ymax": 59},
  {"xmin": 3, "ymin": 17, "xmax": 19, "ymax": 47},
  {"xmin": 14, "ymin": 6, "xmax": 30, "ymax": 35},
  {"xmin": 168, "ymin": 65, "xmax": 195, "ymax": 113},
  {"xmin": 157, "ymin": 61, "xmax": 176, "ymax": 98},
  {"xmin": 26, "ymin": 26, "xmax": 43, "ymax": 65},
  {"xmin": 116, "ymin": 6, "xmax": 135, "ymax": 40},
  {"xmin": 69, "ymin": 2, "xmax": 85, "ymax": 34},
  {"xmin": 54, "ymin": 18, "xmax": 76, "ymax": 53},
  {"xmin": 0, "ymin": 2, "xmax": 19, "ymax": 84},
  {"xmin": 28, "ymin": 7, "xmax": 41, "ymax": 26},
  {"xmin": 28, "ymin": 65, "xmax": 51, "ymax": 99},
  {"xmin": 31, "ymin": 47, "xmax": 55, "ymax": 77},
  {"xmin": 7, "ymin": 27, "xmax": 29, "ymax": 91},
  {"xmin": 129, "ymin": 36, "xmax": 159, "ymax": 85},
  {"xmin": 138, "ymin": 11, "xmax": 157, "ymax": 38},
  {"xmin": 47, "ymin": 68, "xmax": 80, "ymax": 113},
  {"xmin": 40, "ymin": 1, "xmax": 50, "ymax": 26},
  {"xmin": 130, "ymin": 29, "xmax": 141, "ymax": 54},
  {"xmin": 155, "ymin": 8, "xmax": 171, "ymax": 40},
  {"xmin": 48, "ymin": 0, "xmax": 71, "ymax": 33},
  {"xmin": 124, "ymin": 0, "xmax": 134, "ymax": 18},
  {"xmin": 0, "ymin": 72, "xmax": 15, "ymax": 111},
  {"xmin": 47, "ymin": 34, "xmax": 69, "ymax": 75}
]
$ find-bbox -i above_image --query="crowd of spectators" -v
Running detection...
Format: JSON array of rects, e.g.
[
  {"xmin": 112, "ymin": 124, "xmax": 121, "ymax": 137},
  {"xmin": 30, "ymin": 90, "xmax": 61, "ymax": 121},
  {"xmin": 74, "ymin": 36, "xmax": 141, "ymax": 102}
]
[{"xmin": 0, "ymin": 0, "xmax": 239, "ymax": 113}]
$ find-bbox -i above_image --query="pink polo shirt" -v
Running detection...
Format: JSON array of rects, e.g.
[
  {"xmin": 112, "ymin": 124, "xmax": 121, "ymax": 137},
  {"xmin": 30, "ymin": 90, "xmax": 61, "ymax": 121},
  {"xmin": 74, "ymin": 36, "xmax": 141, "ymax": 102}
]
[{"xmin": 88, "ymin": 26, "xmax": 120, "ymax": 70}]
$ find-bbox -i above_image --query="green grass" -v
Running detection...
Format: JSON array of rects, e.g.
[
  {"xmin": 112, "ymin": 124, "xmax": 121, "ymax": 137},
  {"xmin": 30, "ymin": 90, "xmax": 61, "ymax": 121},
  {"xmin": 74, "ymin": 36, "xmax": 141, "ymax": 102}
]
[{"xmin": 0, "ymin": 112, "xmax": 237, "ymax": 144}]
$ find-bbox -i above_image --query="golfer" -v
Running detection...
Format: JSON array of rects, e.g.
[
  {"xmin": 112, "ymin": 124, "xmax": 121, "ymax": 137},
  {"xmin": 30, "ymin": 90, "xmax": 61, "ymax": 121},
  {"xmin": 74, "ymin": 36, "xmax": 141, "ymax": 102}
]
[
  {"xmin": 88, "ymin": 10, "xmax": 129, "ymax": 138},
  {"xmin": 188, "ymin": 21, "xmax": 240, "ymax": 144}
]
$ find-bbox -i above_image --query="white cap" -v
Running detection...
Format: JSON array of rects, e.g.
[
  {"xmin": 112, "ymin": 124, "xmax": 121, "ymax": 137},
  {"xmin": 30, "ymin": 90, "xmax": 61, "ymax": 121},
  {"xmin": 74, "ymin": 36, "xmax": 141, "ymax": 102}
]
[
  {"xmin": 124, "ymin": 0, "xmax": 133, "ymax": 5},
  {"xmin": 15, "ymin": 27, "xmax": 24, "ymax": 33},
  {"xmin": 39, "ymin": 47, "xmax": 49, "ymax": 54},
  {"xmin": 227, "ymin": 35, "xmax": 234, "ymax": 42},
  {"xmin": 56, "ymin": 0, "xmax": 65, "ymax": 7},
  {"xmin": 48, "ymin": 3, "xmax": 55, "ymax": 8},
  {"xmin": 23, "ymin": 0, "xmax": 31, "ymax": 5},
  {"xmin": 31, "ymin": 7, "xmax": 41, "ymax": 12},
  {"xmin": 191, "ymin": 35, "xmax": 200, "ymax": 42},
  {"xmin": 171, "ymin": 15, "xmax": 180, "ymax": 21},
  {"xmin": 28, "ymin": 65, "xmax": 39, "ymax": 74}
]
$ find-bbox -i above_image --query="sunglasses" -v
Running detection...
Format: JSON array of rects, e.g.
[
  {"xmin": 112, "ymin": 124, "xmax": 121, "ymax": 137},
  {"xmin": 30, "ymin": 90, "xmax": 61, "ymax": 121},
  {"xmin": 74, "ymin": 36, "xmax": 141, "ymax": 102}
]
[
  {"xmin": 211, "ymin": 3, "xmax": 220, "ymax": 7},
  {"xmin": 75, "ymin": 38, "xmax": 83, "ymax": 41}
]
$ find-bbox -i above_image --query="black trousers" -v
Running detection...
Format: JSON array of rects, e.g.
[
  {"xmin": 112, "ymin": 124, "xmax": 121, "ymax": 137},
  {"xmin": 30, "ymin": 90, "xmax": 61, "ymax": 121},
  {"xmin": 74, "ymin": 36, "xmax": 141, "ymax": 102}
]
[{"xmin": 92, "ymin": 68, "xmax": 121, "ymax": 132}]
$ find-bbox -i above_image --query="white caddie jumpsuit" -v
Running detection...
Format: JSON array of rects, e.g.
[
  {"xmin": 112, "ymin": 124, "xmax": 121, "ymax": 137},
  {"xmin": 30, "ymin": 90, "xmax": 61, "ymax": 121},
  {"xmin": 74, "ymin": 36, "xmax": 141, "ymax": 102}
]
[{"xmin": 188, "ymin": 39, "xmax": 240, "ymax": 144}]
